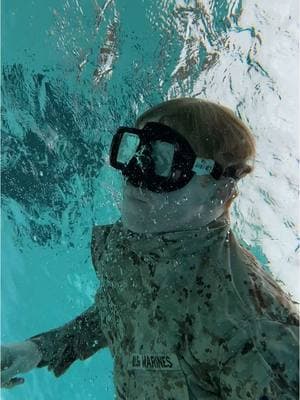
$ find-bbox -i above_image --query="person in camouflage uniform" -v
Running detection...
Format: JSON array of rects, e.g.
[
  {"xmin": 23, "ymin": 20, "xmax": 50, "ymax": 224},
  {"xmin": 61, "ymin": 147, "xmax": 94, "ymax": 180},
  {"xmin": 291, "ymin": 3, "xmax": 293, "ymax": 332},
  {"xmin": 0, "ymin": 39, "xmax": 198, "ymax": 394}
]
[{"xmin": 1, "ymin": 98, "xmax": 299, "ymax": 399}]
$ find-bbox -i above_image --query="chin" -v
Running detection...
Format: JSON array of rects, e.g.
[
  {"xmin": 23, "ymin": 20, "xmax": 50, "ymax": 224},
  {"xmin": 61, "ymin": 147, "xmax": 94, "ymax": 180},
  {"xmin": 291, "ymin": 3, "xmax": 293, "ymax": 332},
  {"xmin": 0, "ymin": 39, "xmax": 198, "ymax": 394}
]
[{"xmin": 121, "ymin": 216, "xmax": 140, "ymax": 232}]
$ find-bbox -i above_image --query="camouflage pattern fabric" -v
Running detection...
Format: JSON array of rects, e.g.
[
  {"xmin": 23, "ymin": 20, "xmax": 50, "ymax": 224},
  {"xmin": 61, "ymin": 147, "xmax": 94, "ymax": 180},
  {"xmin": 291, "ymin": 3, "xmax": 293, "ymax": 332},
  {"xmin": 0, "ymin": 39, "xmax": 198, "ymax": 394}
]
[
  {"xmin": 30, "ymin": 217, "xmax": 299, "ymax": 399},
  {"xmin": 30, "ymin": 304, "xmax": 106, "ymax": 377},
  {"xmin": 91, "ymin": 218, "xmax": 299, "ymax": 399}
]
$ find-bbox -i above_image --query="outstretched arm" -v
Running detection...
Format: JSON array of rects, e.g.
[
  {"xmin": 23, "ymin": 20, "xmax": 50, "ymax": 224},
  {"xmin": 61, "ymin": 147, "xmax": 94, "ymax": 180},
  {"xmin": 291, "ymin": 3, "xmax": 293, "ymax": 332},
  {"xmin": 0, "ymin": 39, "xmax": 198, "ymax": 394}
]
[
  {"xmin": 1, "ymin": 223, "xmax": 113, "ymax": 388},
  {"xmin": 29, "ymin": 302, "xmax": 107, "ymax": 377},
  {"xmin": 1, "ymin": 300, "xmax": 107, "ymax": 389},
  {"xmin": 28, "ymin": 223, "xmax": 115, "ymax": 378}
]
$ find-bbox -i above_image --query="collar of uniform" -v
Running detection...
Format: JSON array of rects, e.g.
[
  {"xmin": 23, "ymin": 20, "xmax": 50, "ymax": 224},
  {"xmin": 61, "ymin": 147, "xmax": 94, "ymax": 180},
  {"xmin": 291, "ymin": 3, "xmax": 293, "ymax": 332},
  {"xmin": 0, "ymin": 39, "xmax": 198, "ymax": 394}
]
[{"xmin": 114, "ymin": 217, "xmax": 231, "ymax": 258}]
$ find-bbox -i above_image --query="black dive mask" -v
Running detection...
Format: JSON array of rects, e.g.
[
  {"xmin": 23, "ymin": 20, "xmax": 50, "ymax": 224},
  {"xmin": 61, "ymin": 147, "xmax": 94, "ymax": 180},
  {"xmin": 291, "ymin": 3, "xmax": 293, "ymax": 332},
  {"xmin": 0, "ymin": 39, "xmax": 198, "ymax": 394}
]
[{"xmin": 109, "ymin": 122, "xmax": 238, "ymax": 193}]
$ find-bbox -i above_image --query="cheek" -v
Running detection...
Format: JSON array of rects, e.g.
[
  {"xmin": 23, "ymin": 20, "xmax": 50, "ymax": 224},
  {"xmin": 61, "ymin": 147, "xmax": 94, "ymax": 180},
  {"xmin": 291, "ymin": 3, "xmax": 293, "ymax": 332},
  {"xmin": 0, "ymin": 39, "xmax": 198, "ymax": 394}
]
[
  {"xmin": 150, "ymin": 196, "xmax": 169, "ymax": 212},
  {"xmin": 189, "ymin": 190, "xmax": 217, "ymax": 209},
  {"xmin": 161, "ymin": 192, "xmax": 191, "ymax": 210}
]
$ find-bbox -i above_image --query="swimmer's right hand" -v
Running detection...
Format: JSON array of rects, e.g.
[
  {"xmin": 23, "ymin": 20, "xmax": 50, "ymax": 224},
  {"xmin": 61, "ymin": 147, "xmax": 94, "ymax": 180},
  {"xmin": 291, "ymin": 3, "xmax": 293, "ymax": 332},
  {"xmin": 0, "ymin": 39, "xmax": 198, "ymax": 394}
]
[{"xmin": 1, "ymin": 341, "xmax": 42, "ymax": 389}]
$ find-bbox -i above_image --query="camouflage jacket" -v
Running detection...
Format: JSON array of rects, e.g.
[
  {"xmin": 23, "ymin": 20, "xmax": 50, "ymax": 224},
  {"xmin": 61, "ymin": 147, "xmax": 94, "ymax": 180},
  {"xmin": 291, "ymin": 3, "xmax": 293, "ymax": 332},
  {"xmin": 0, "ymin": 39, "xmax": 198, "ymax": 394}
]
[{"xmin": 30, "ymin": 217, "xmax": 299, "ymax": 399}]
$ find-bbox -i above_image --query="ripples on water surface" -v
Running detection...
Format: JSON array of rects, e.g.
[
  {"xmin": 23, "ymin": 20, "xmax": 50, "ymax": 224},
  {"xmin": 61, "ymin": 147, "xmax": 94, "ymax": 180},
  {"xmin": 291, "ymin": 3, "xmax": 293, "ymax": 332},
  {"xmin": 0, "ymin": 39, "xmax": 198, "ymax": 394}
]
[{"xmin": 1, "ymin": 0, "xmax": 299, "ymax": 399}]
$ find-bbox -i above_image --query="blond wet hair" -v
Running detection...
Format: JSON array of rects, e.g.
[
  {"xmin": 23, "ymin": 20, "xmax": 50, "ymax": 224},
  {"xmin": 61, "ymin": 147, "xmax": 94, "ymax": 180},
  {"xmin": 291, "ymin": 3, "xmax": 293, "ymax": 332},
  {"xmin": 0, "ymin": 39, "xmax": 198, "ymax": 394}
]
[
  {"xmin": 135, "ymin": 97, "xmax": 256, "ymax": 182},
  {"xmin": 135, "ymin": 98, "xmax": 256, "ymax": 212}
]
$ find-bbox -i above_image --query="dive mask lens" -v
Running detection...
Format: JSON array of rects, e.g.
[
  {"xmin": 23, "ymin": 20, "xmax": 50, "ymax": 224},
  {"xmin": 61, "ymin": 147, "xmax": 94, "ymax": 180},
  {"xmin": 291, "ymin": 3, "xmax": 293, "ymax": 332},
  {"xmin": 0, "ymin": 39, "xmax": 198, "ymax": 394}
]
[
  {"xmin": 117, "ymin": 131, "xmax": 175, "ymax": 178},
  {"xmin": 117, "ymin": 132, "xmax": 140, "ymax": 165},
  {"xmin": 152, "ymin": 141, "xmax": 175, "ymax": 177}
]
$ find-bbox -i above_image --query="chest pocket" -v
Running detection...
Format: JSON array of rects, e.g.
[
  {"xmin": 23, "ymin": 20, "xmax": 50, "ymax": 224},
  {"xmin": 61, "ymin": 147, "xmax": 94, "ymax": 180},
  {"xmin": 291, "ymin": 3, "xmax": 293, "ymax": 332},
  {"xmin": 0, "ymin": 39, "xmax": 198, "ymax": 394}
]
[{"xmin": 125, "ymin": 353, "xmax": 190, "ymax": 400}]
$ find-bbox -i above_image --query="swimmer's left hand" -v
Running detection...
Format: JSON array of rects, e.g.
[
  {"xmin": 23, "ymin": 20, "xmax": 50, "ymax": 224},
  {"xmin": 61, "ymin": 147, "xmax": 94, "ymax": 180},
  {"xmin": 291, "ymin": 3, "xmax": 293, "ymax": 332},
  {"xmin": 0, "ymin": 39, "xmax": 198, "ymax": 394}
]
[{"xmin": 0, "ymin": 342, "xmax": 41, "ymax": 389}]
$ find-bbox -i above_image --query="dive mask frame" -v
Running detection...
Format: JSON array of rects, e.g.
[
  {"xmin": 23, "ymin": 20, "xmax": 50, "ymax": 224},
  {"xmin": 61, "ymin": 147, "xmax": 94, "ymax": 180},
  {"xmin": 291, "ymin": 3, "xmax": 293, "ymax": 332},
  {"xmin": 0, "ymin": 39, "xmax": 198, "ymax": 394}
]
[{"xmin": 109, "ymin": 121, "xmax": 239, "ymax": 193}]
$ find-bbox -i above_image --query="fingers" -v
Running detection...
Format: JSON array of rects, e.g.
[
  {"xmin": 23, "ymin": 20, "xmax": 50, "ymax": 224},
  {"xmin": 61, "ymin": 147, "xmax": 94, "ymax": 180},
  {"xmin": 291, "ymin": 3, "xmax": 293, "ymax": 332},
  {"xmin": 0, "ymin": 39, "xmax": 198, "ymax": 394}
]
[
  {"xmin": 0, "ymin": 346, "xmax": 13, "ymax": 371},
  {"xmin": 1, "ymin": 376, "xmax": 25, "ymax": 389}
]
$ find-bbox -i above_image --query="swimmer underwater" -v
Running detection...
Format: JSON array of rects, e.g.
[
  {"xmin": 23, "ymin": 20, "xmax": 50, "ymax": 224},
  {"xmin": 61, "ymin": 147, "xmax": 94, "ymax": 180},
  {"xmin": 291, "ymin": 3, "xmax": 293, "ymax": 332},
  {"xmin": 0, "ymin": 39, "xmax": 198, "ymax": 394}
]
[{"xmin": 1, "ymin": 98, "xmax": 299, "ymax": 399}]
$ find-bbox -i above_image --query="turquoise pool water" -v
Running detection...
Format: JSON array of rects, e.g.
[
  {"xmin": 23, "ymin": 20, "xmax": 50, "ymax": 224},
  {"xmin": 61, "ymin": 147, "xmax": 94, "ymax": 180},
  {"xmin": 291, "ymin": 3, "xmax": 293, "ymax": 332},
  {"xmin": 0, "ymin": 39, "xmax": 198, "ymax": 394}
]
[{"xmin": 1, "ymin": 0, "xmax": 299, "ymax": 399}]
